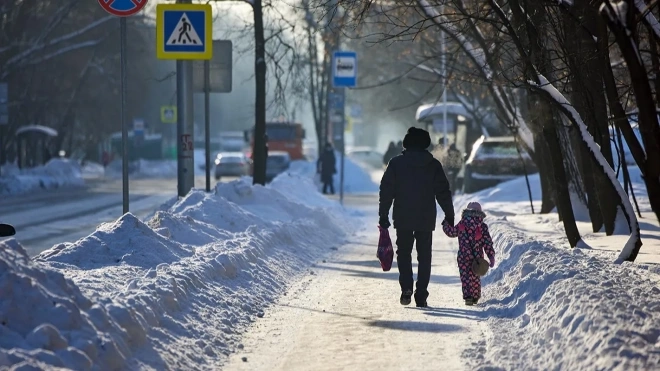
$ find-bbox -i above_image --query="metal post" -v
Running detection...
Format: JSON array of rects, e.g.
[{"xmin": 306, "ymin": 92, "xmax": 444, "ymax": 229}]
[
  {"xmin": 204, "ymin": 60, "xmax": 211, "ymax": 192},
  {"xmin": 120, "ymin": 17, "xmax": 129, "ymax": 213},
  {"xmin": 440, "ymin": 4, "xmax": 448, "ymax": 147},
  {"xmin": 339, "ymin": 91, "xmax": 345, "ymax": 205},
  {"xmin": 176, "ymin": 0, "xmax": 194, "ymax": 197}
]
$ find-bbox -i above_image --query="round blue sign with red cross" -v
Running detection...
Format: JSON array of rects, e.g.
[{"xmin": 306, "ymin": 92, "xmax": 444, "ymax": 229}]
[{"xmin": 98, "ymin": 0, "xmax": 148, "ymax": 17}]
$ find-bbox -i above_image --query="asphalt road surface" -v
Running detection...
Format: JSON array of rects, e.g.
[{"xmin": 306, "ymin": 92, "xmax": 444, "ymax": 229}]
[{"xmin": 0, "ymin": 175, "xmax": 229, "ymax": 256}]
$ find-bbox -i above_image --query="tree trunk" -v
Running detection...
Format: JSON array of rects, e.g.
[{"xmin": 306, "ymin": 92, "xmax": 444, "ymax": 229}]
[
  {"xmin": 598, "ymin": 17, "xmax": 646, "ymax": 170},
  {"xmin": 252, "ymin": 0, "xmax": 267, "ymax": 186},
  {"xmin": 603, "ymin": 1, "xmax": 660, "ymax": 225},
  {"xmin": 534, "ymin": 133, "xmax": 556, "ymax": 213},
  {"xmin": 306, "ymin": 23, "xmax": 323, "ymax": 160},
  {"xmin": 646, "ymin": 22, "xmax": 660, "ymax": 107},
  {"xmin": 575, "ymin": 137, "xmax": 603, "ymax": 230},
  {"xmin": 544, "ymin": 122, "xmax": 582, "ymax": 247},
  {"xmin": 563, "ymin": 2, "xmax": 619, "ymax": 234}
]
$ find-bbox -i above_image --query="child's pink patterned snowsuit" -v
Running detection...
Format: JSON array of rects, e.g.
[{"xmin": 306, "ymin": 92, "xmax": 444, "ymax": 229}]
[{"xmin": 442, "ymin": 208, "xmax": 495, "ymax": 300}]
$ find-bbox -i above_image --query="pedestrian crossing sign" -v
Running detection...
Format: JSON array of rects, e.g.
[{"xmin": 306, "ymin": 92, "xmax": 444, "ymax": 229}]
[
  {"xmin": 160, "ymin": 105, "xmax": 177, "ymax": 124},
  {"xmin": 156, "ymin": 3, "xmax": 212, "ymax": 60}
]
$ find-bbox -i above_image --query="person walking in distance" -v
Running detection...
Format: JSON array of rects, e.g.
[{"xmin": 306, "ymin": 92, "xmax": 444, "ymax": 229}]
[
  {"xmin": 445, "ymin": 143, "xmax": 464, "ymax": 194},
  {"xmin": 317, "ymin": 142, "xmax": 337, "ymax": 194},
  {"xmin": 379, "ymin": 127, "xmax": 455, "ymax": 307},
  {"xmin": 383, "ymin": 141, "xmax": 397, "ymax": 166}
]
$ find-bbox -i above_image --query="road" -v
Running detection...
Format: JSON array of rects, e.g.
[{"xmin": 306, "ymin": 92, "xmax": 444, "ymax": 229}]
[{"xmin": 0, "ymin": 175, "xmax": 219, "ymax": 256}]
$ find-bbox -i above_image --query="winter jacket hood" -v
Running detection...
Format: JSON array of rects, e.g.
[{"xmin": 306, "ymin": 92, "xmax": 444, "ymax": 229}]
[
  {"xmin": 461, "ymin": 208, "xmax": 486, "ymax": 221},
  {"xmin": 402, "ymin": 149, "xmax": 435, "ymax": 167}
]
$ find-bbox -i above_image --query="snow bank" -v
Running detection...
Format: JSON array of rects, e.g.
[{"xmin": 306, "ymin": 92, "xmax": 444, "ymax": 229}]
[
  {"xmin": 2, "ymin": 174, "xmax": 354, "ymax": 369},
  {"xmin": 287, "ymin": 155, "xmax": 379, "ymax": 193},
  {"xmin": 0, "ymin": 239, "xmax": 130, "ymax": 370},
  {"xmin": 471, "ymin": 218, "xmax": 660, "ymax": 370},
  {"xmin": 0, "ymin": 159, "xmax": 85, "ymax": 195},
  {"xmin": 456, "ymin": 166, "xmax": 659, "ymax": 369},
  {"xmin": 81, "ymin": 162, "xmax": 105, "ymax": 179}
]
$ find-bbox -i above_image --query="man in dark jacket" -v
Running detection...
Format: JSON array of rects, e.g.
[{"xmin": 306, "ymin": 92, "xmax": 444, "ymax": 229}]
[
  {"xmin": 317, "ymin": 142, "xmax": 337, "ymax": 194},
  {"xmin": 379, "ymin": 127, "xmax": 454, "ymax": 307}
]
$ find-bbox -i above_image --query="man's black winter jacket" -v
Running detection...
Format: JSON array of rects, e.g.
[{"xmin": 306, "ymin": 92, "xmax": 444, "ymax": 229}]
[{"xmin": 379, "ymin": 149, "xmax": 454, "ymax": 231}]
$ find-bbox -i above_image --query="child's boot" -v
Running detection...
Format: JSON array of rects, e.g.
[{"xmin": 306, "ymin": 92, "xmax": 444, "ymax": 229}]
[{"xmin": 464, "ymin": 298, "xmax": 474, "ymax": 306}]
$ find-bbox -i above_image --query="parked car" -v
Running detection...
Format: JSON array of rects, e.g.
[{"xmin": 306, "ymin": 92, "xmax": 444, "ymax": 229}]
[
  {"xmin": 347, "ymin": 147, "xmax": 385, "ymax": 169},
  {"xmin": 214, "ymin": 152, "xmax": 250, "ymax": 180},
  {"xmin": 265, "ymin": 151, "xmax": 291, "ymax": 182},
  {"xmin": 463, "ymin": 136, "xmax": 537, "ymax": 193}
]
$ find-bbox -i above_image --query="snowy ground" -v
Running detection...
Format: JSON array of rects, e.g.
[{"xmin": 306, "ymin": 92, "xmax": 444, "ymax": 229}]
[
  {"xmin": 223, "ymin": 167, "xmax": 660, "ymax": 370},
  {"xmin": 3, "ymin": 158, "xmax": 660, "ymax": 370},
  {"xmin": 223, "ymin": 195, "xmax": 489, "ymax": 371},
  {"xmin": 0, "ymin": 159, "xmax": 85, "ymax": 195},
  {"xmin": 0, "ymin": 173, "xmax": 360, "ymax": 370}
]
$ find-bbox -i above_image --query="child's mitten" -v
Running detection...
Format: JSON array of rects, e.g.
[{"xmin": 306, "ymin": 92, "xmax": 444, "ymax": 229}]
[{"xmin": 489, "ymin": 256, "xmax": 495, "ymax": 268}]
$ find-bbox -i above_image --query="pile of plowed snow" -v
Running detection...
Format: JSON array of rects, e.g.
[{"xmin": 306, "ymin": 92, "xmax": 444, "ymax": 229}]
[
  {"xmin": 468, "ymin": 218, "xmax": 660, "ymax": 370},
  {"xmin": 0, "ymin": 159, "xmax": 85, "ymax": 195},
  {"xmin": 457, "ymin": 166, "xmax": 660, "ymax": 370},
  {"xmin": 1, "ymin": 173, "xmax": 356, "ymax": 370}
]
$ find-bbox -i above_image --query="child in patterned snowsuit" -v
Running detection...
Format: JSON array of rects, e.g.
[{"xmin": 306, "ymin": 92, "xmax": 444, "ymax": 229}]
[{"xmin": 442, "ymin": 202, "xmax": 495, "ymax": 306}]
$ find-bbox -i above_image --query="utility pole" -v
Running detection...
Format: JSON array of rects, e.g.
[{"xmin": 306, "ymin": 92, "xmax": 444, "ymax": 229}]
[
  {"xmin": 251, "ymin": 0, "xmax": 267, "ymax": 185},
  {"xmin": 441, "ymin": 3, "xmax": 448, "ymax": 147},
  {"xmin": 176, "ymin": 0, "xmax": 195, "ymax": 197},
  {"xmin": 120, "ymin": 18, "xmax": 129, "ymax": 213},
  {"xmin": 204, "ymin": 60, "xmax": 211, "ymax": 192}
]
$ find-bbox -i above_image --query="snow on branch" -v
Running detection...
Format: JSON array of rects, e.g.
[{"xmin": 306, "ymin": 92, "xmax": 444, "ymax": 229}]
[
  {"xmin": 634, "ymin": 0, "xmax": 660, "ymax": 41},
  {"xmin": 416, "ymin": 0, "xmax": 536, "ymax": 151},
  {"xmin": 3, "ymin": 15, "xmax": 114, "ymax": 70},
  {"xmin": 417, "ymin": 0, "xmax": 492, "ymax": 80},
  {"xmin": 530, "ymin": 74, "xmax": 640, "ymax": 263},
  {"xmin": 600, "ymin": 1, "xmax": 643, "ymax": 74},
  {"xmin": 26, "ymin": 40, "xmax": 103, "ymax": 67}
]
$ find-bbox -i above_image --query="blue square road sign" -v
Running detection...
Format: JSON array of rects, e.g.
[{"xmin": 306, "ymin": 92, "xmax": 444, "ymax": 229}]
[
  {"xmin": 156, "ymin": 4, "xmax": 212, "ymax": 60},
  {"xmin": 332, "ymin": 51, "xmax": 357, "ymax": 88}
]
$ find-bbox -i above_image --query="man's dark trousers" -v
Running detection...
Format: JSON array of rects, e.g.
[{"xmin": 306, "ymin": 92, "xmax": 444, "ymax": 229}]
[{"xmin": 395, "ymin": 229, "xmax": 433, "ymax": 302}]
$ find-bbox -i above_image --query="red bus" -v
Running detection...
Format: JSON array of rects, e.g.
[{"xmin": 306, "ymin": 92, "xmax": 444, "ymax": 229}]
[{"xmin": 245, "ymin": 121, "xmax": 306, "ymax": 160}]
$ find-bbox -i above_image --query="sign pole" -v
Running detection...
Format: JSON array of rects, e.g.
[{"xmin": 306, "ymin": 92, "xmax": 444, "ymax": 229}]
[
  {"xmin": 204, "ymin": 60, "xmax": 211, "ymax": 192},
  {"xmin": 156, "ymin": 2, "xmax": 213, "ymax": 195},
  {"xmin": 440, "ymin": 3, "xmax": 448, "ymax": 148},
  {"xmin": 339, "ymin": 88, "xmax": 345, "ymax": 205},
  {"xmin": 0, "ymin": 83, "xmax": 7, "ymax": 177},
  {"xmin": 120, "ymin": 17, "xmax": 129, "ymax": 214},
  {"xmin": 97, "ymin": 0, "xmax": 147, "ymax": 214}
]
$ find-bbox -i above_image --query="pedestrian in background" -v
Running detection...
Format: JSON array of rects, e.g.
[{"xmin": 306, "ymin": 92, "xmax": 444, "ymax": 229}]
[{"xmin": 317, "ymin": 142, "xmax": 337, "ymax": 195}]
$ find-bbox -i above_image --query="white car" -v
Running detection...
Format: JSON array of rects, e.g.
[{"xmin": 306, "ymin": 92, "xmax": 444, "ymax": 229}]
[
  {"xmin": 347, "ymin": 147, "xmax": 384, "ymax": 169},
  {"xmin": 214, "ymin": 152, "xmax": 250, "ymax": 180}
]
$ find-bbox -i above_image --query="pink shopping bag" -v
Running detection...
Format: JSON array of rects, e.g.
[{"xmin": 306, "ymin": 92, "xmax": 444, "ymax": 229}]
[{"xmin": 377, "ymin": 226, "xmax": 394, "ymax": 271}]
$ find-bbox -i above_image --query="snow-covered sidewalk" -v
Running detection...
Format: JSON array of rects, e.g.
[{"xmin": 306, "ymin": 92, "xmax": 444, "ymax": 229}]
[{"xmin": 223, "ymin": 214, "xmax": 489, "ymax": 371}]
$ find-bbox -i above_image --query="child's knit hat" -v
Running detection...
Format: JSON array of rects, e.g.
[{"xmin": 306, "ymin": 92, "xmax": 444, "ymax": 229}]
[{"xmin": 467, "ymin": 201, "xmax": 482, "ymax": 212}]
